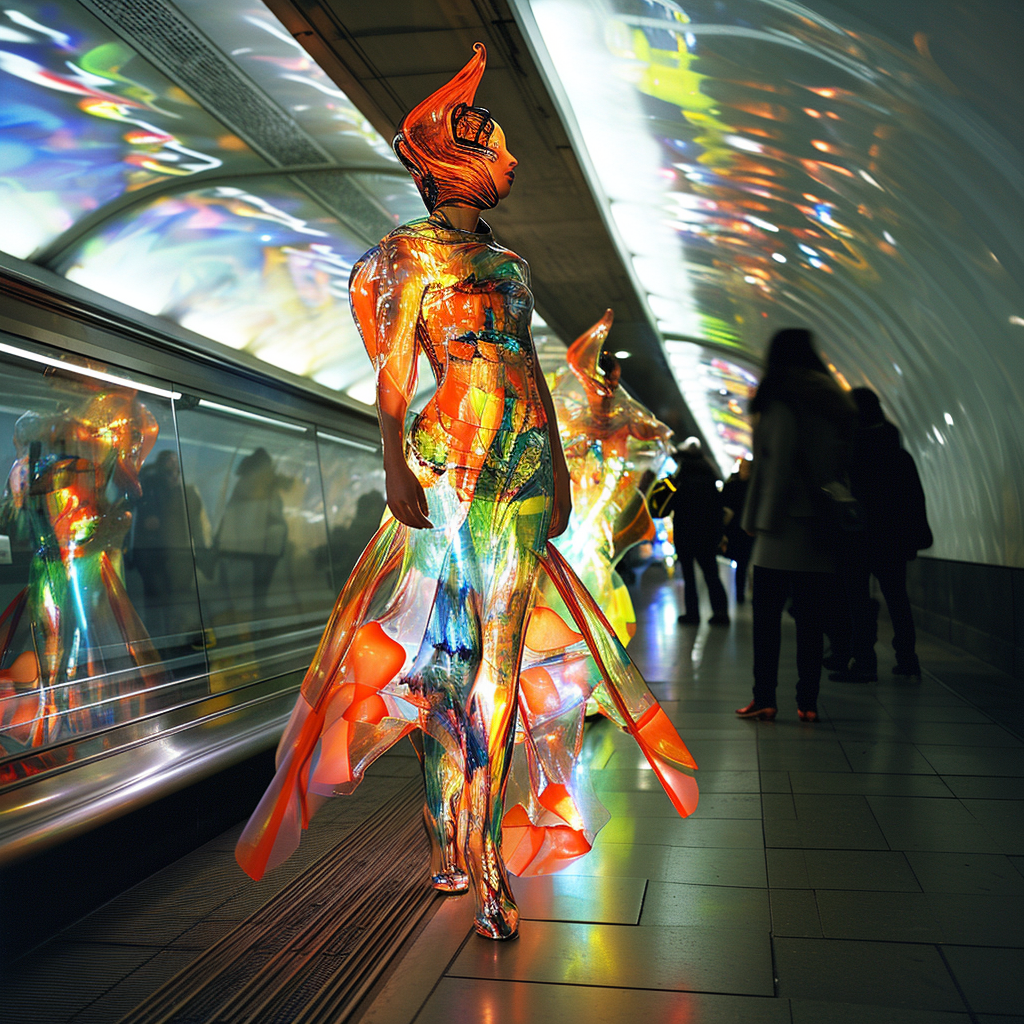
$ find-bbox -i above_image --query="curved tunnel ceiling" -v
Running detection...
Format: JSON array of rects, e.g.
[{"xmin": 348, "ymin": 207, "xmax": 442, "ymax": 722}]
[
  {"xmin": 0, "ymin": 0, "xmax": 1021, "ymax": 568},
  {"xmin": 510, "ymin": 0, "xmax": 1023, "ymax": 566}
]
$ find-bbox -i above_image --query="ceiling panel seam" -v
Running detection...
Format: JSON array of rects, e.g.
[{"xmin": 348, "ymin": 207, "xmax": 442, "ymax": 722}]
[
  {"xmin": 30, "ymin": 165, "xmax": 409, "ymax": 272},
  {"xmin": 278, "ymin": 0, "xmax": 409, "ymax": 117}
]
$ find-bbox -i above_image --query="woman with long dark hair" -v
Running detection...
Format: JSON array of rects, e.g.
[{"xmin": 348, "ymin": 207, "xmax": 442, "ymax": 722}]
[{"xmin": 737, "ymin": 328, "xmax": 856, "ymax": 722}]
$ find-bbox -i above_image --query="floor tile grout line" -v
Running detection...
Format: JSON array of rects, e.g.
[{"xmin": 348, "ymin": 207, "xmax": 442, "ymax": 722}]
[
  {"xmin": 935, "ymin": 943, "xmax": 981, "ymax": 1024},
  {"xmin": 861, "ymin": 779, "xmax": 896, "ymax": 856},
  {"xmin": 754, "ymin": 694, "xmax": 785, "ymax": 1002},
  {"xmin": 632, "ymin": 878, "xmax": 650, "ymax": 926},
  {"xmin": 409, "ymin": 927, "xmax": 476, "ymax": 1024},
  {"xmin": 438, "ymin": 973, "xmax": 784, "ymax": 999},
  {"xmin": 808, "ymin": 885, "xmax": 825, "ymax": 941}
]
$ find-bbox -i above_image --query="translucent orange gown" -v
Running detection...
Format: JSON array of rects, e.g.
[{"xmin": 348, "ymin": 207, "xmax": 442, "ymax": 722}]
[
  {"xmin": 543, "ymin": 309, "xmax": 673, "ymax": 646},
  {"xmin": 236, "ymin": 214, "xmax": 697, "ymax": 927}
]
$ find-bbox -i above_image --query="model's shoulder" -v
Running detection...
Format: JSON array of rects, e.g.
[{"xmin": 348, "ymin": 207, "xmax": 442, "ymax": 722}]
[
  {"xmin": 489, "ymin": 241, "xmax": 530, "ymax": 283},
  {"xmin": 386, "ymin": 218, "xmax": 434, "ymax": 243},
  {"xmin": 352, "ymin": 221, "xmax": 435, "ymax": 279},
  {"xmin": 482, "ymin": 231, "xmax": 525, "ymax": 263},
  {"xmin": 350, "ymin": 241, "xmax": 383, "ymax": 291}
]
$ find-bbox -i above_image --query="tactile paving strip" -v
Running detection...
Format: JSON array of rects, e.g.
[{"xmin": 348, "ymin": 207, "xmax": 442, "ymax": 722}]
[{"xmin": 116, "ymin": 778, "xmax": 441, "ymax": 1024}]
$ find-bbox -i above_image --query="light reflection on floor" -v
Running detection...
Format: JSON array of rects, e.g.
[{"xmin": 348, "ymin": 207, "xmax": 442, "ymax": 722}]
[{"xmin": 5, "ymin": 557, "xmax": 1023, "ymax": 1023}]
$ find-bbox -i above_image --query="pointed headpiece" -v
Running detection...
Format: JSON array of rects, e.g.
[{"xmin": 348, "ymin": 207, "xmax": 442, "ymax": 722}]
[
  {"xmin": 393, "ymin": 43, "xmax": 501, "ymax": 212},
  {"xmin": 568, "ymin": 309, "xmax": 618, "ymax": 399}
]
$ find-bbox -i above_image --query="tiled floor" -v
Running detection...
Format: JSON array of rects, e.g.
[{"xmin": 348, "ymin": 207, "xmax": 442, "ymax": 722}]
[
  {"xmin": 363, "ymin": 565, "xmax": 1024, "ymax": 1024},
  {"xmin": 3, "ymin": 563, "xmax": 1023, "ymax": 1023}
]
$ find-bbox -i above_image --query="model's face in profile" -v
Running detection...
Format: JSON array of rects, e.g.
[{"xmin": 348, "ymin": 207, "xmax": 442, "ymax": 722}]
[{"xmin": 486, "ymin": 122, "xmax": 517, "ymax": 200}]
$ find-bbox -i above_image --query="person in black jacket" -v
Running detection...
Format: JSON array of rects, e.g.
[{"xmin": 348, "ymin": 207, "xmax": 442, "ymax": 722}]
[
  {"xmin": 828, "ymin": 388, "xmax": 932, "ymax": 680},
  {"xmin": 721, "ymin": 457, "xmax": 754, "ymax": 603},
  {"xmin": 670, "ymin": 438, "xmax": 730, "ymax": 625}
]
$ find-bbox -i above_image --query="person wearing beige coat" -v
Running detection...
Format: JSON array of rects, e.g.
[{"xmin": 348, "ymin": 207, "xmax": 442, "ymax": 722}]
[{"xmin": 737, "ymin": 329, "xmax": 856, "ymax": 722}]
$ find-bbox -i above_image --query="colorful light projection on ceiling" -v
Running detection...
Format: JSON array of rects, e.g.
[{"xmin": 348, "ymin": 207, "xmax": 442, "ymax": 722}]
[
  {"xmin": 664, "ymin": 340, "xmax": 757, "ymax": 468},
  {"xmin": 512, "ymin": 0, "xmax": 1022, "ymax": 359},
  {"xmin": 517, "ymin": 0, "xmax": 912, "ymax": 355},
  {"xmin": 0, "ymin": 0, "xmax": 425, "ymax": 404},
  {"xmin": 60, "ymin": 181, "xmax": 367, "ymax": 388},
  {"xmin": 0, "ymin": 1, "xmax": 265, "ymax": 260}
]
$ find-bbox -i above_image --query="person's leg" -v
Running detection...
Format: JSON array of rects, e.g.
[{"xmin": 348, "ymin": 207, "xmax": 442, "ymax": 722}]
[
  {"xmin": 829, "ymin": 560, "xmax": 877, "ymax": 679},
  {"xmin": 748, "ymin": 565, "xmax": 788, "ymax": 709},
  {"xmin": 460, "ymin": 488, "xmax": 545, "ymax": 939},
  {"xmin": 875, "ymin": 558, "xmax": 919, "ymax": 673},
  {"xmin": 421, "ymin": 730, "xmax": 469, "ymax": 892},
  {"xmin": 411, "ymin": 499, "xmax": 517, "ymax": 937},
  {"xmin": 677, "ymin": 542, "xmax": 700, "ymax": 621},
  {"xmin": 413, "ymin": 524, "xmax": 479, "ymax": 896},
  {"xmin": 463, "ymin": 672, "xmax": 520, "ymax": 938},
  {"xmin": 734, "ymin": 541, "xmax": 751, "ymax": 603},
  {"xmin": 791, "ymin": 571, "xmax": 831, "ymax": 714},
  {"xmin": 849, "ymin": 575, "xmax": 879, "ymax": 676},
  {"xmin": 822, "ymin": 559, "xmax": 853, "ymax": 670},
  {"xmin": 695, "ymin": 542, "xmax": 730, "ymax": 619}
]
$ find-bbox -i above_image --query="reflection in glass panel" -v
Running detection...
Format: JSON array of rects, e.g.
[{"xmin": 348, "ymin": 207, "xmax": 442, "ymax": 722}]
[
  {"xmin": 125, "ymin": 446, "xmax": 209, "ymax": 657},
  {"xmin": 0, "ymin": 341, "xmax": 205, "ymax": 784},
  {"xmin": 60, "ymin": 181, "xmax": 370, "ymax": 389},
  {"xmin": 0, "ymin": 1, "xmax": 265, "ymax": 260},
  {"xmin": 174, "ymin": 399, "xmax": 334, "ymax": 693},
  {"xmin": 316, "ymin": 432, "xmax": 386, "ymax": 590}
]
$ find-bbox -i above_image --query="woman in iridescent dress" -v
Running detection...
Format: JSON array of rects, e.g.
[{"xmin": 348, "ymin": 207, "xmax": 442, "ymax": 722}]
[{"xmin": 237, "ymin": 44, "xmax": 698, "ymax": 941}]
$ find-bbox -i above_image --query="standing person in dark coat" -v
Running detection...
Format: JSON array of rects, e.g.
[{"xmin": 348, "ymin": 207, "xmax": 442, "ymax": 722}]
[
  {"xmin": 670, "ymin": 437, "xmax": 730, "ymax": 626},
  {"xmin": 131, "ymin": 450, "xmax": 209, "ymax": 642},
  {"xmin": 721, "ymin": 457, "xmax": 754, "ymax": 604},
  {"xmin": 737, "ymin": 328, "xmax": 856, "ymax": 722},
  {"xmin": 828, "ymin": 387, "xmax": 932, "ymax": 680}
]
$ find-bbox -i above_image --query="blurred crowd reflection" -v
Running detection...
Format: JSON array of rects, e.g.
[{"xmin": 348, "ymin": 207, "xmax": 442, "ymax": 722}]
[{"xmin": 0, "ymin": 342, "xmax": 384, "ymax": 786}]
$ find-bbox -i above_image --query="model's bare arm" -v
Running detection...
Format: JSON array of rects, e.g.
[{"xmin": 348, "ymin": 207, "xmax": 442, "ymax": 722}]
[{"xmin": 532, "ymin": 356, "xmax": 572, "ymax": 538}]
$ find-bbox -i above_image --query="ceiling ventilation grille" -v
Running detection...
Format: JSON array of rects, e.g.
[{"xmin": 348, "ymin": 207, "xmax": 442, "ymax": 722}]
[
  {"xmin": 79, "ymin": 0, "xmax": 329, "ymax": 167},
  {"xmin": 295, "ymin": 171, "xmax": 395, "ymax": 242}
]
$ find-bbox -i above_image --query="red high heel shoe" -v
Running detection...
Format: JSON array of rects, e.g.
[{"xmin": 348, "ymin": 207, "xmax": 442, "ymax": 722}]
[
  {"xmin": 735, "ymin": 702, "xmax": 777, "ymax": 721},
  {"xmin": 797, "ymin": 709, "xmax": 819, "ymax": 723}
]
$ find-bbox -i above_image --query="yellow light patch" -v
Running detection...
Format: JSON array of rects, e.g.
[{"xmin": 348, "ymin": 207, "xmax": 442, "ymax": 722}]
[{"xmin": 517, "ymin": 496, "xmax": 547, "ymax": 518}]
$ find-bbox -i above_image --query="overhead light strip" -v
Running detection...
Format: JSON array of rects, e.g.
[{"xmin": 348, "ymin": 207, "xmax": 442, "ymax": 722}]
[
  {"xmin": 0, "ymin": 341, "xmax": 181, "ymax": 400},
  {"xmin": 317, "ymin": 431, "xmax": 378, "ymax": 453},
  {"xmin": 196, "ymin": 399, "xmax": 306, "ymax": 433}
]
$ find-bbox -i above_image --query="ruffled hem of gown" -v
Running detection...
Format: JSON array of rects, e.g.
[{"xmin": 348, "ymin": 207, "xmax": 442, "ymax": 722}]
[{"xmin": 235, "ymin": 522, "xmax": 698, "ymax": 882}]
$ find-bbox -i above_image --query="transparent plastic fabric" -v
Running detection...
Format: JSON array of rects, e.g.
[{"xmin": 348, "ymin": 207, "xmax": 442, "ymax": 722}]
[
  {"xmin": 236, "ymin": 218, "xmax": 698, "ymax": 884},
  {"xmin": 543, "ymin": 309, "xmax": 673, "ymax": 645},
  {"xmin": 0, "ymin": 363, "xmax": 175, "ymax": 781}
]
